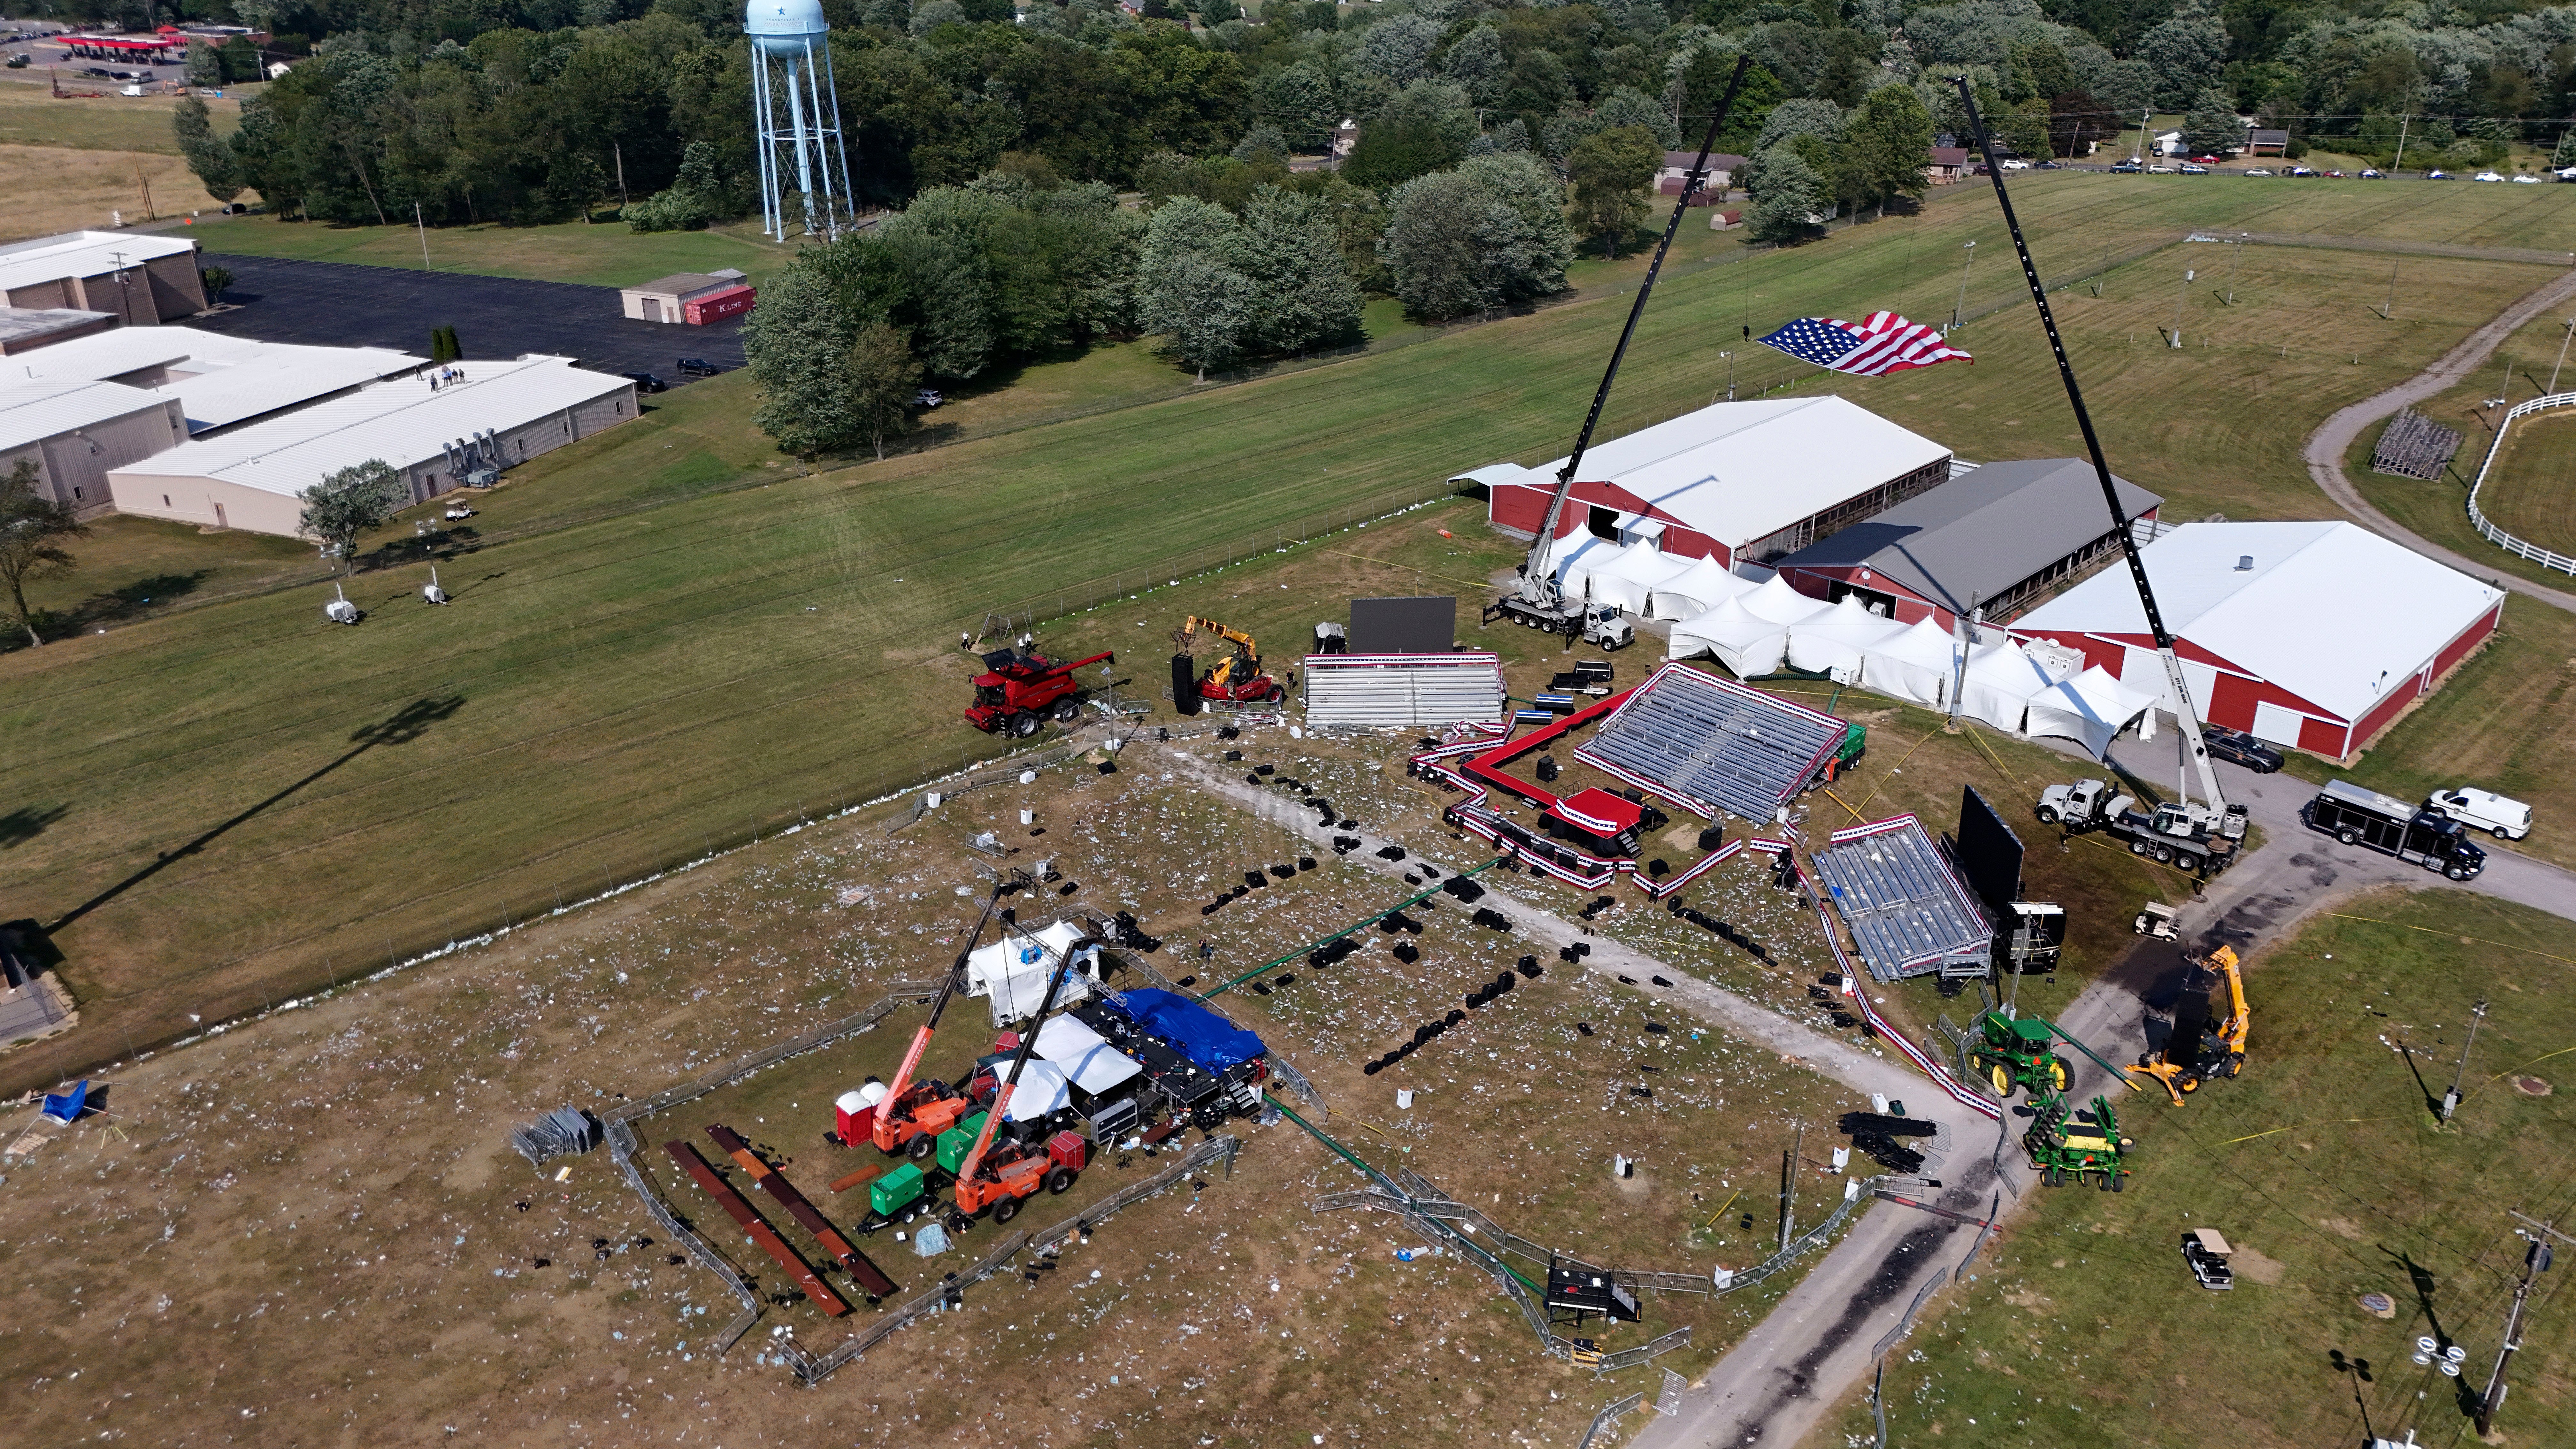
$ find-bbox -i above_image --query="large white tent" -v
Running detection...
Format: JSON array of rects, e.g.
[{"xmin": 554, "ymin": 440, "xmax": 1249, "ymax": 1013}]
[
  {"xmin": 1668, "ymin": 594, "xmax": 1791, "ymax": 675},
  {"xmin": 1647, "ymin": 554, "xmax": 1751, "ymax": 619},
  {"xmin": 992, "ymin": 1060, "xmax": 1073, "ymax": 1122},
  {"xmin": 1861, "ymin": 615, "xmax": 1959, "ymax": 708},
  {"xmin": 1958, "ymin": 637, "xmax": 2070, "ymax": 733},
  {"xmin": 1033, "ymin": 1013, "xmax": 1145, "ymax": 1095},
  {"xmin": 2024, "ymin": 665, "xmax": 2157, "ymax": 758},
  {"xmin": 1785, "ymin": 595, "xmax": 1906, "ymax": 681},
  {"xmin": 1587, "ymin": 542, "xmax": 1694, "ymax": 613},
  {"xmin": 1741, "ymin": 573, "xmax": 1833, "ymax": 628},
  {"xmin": 1538, "ymin": 531, "xmax": 1617, "ymax": 593},
  {"xmin": 964, "ymin": 921, "xmax": 1096, "ymax": 1027}
]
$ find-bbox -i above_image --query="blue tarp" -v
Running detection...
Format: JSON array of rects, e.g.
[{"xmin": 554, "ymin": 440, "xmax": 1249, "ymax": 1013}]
[
  {"xmin": 1109, "ymin": 990, "xmax": 1266, "ymax": 1071},
  {"xmin": 41, "ymin": 1079, "xmax": 88, "ymax": 1125}
]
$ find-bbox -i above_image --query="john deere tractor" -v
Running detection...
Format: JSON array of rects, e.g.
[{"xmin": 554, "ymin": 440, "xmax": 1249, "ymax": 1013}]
[
  {"xmin": 2024, "ymin": 1093, "xmax": 2134, "ymax": 1190},
  {"xmin": 1966, "ymin": 1008, "xmax": 2127, "ymax": 1100}
]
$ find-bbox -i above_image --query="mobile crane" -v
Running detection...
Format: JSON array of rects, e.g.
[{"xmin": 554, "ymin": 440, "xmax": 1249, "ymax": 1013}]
[
  {"xmin": 1181, "ymin": 616, "xmax": 1286, "ymax": 704},
  {"xmin": 2127, "ymin": 945, "xmax": 2250, "ymax": 1104},
  {"xmin": 1484, "ymin": 57, "xmax": 1751, "ymax": 645},
  {"xmin": 862, "ymin": 883, "xmax": 1010, "ymax": 1159},
  {"xmin": 950, "ymin": 944, "xmax": 1087, "ymax": 1227},
  {"xmin": 1952, "ymin": 81, "xmax": 2249, "ymax": 859}
]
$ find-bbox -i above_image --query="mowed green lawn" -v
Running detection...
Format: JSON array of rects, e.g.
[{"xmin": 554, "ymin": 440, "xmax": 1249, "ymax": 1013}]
[
  {"xmin": 1, "ymin": 172, "xmax": 2569, "ymax": 1089},
  {"xmin": 2472, "ymin": 408, "xmax": 2576, "ymax": 557},
  {"xmin": 192, "ymin": 213, "xmax": 799, "ymax": 290},
  {"xmin": 1830, "ymin": 891, "xmax": 2576, "ymax": 1449}
]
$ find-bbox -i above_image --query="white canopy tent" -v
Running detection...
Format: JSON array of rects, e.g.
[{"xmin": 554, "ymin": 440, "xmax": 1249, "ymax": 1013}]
[
  {"xmin": 1861, "ymin": 615, "xmax": 1960, "ymax": 709},
  {"xmin": 1033, "ymin": 1013, "xmax": 1145, "ymax": 1095},
  {"xmin": 992, "ymin": 1059, "xmax": 1073, "ymax": 1122},
  {"xmin": 1668, "ymin": 594, "xmax": 1792, "ymax": 676},
  {"xmin": 1646, "ymin": 554, "xmax": 1751, "ymax": 619},
  {"xmin": 1537, "ymin": 531, "xmax": 1618, "ymax": 595},
  {"xmin": 1740, "ymin": 573, "xmax": 1833, "ymax": 628},
  {"xmin": 1958, "ymin": 637, "xmax": 2070, "ymax": 734},
  {"xmin": 2025, "ymin": 665, "xmax": 2158, "ymax": 758},
  {"xmin": 1785, "ymin": 595, "xmax": 1906, "ymax": 681},
  {"xmin": 964, "ymin": 921, "xmax": 1097, "ymax": 1028},
  {"xmin": 1586, "ymin": 542, "xmax": 1693, "ymax": 614}
]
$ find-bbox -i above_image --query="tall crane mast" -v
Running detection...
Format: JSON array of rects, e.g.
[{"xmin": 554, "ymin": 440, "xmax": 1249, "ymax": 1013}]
[
  {"xmin": 1952, "ymin": 80, "xmax": 2243, "ymax": 841},
  {"xmin": 1488, "ymin": 56, "xmax": 1752, "ymax": 638}
]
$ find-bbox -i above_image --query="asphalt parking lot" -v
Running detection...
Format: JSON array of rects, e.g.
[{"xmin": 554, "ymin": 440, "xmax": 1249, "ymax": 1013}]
[{"xmin": 190, "ymin": 253, "xmax": 747, "ymax": 388}]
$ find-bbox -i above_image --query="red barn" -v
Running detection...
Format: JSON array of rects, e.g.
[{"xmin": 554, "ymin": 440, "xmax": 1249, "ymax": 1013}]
[{"xmin": 2010, "ymin": 521, "xmax": 2503, "ymax": 761}]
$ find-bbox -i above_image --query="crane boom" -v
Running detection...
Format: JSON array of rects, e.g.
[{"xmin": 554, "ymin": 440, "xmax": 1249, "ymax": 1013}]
[
  {"xmin": 1952, "ymin": 80, "xmax": 2238, "ymax": 836},
  {"xmin": 1494, "ymin": 56, "xmax": 1751, "ymax": 632},
  {"xmin": 952, "ymin": 944, "xmax": 1078, "ymax": 1206},
  {"xmin": 872, "ymin": 881, "xmax": 1009, "ymax": 1151}
]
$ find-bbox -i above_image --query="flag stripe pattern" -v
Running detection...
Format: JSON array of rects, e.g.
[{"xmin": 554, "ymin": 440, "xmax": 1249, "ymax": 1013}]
[{"xmin": 1755, "ymin": 311, "xmax": 1972, "ymax": 375}]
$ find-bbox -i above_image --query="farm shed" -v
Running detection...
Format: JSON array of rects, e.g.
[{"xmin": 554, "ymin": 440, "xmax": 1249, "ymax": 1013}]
[
  {"xmin": 0, "ymin": 231, "xmax": 206, "ymax": 325},
  {"xmin": 619, "ymin": 271, "xmax": 755, "ymax": 326},
  {"xmin": 0, "ymin": 379, "xmax": 187, "ymax": 510},
  {"xmin": 1460, "ymin": 396, "xmax": 1951, "ymax": 570},
  {"xmin": 1772, "ymin": 458, "xmax": 2162, "ymax": 631},
  {"xmin": 12, "ymin": 326, "xmax": 425, "ymax": 436},
  {"xmin": 2011, "ymin": 521, "xmax": 2503, "ymax": 760},
  {"xmin": 106, "ymin": 355, "xmax": 636, "ymax": 538}
]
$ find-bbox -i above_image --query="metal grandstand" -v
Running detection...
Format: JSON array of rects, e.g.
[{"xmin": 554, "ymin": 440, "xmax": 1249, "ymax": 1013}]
[
  {"xmin": 1573, "ymin": 662, "xmax": 1847, "ymax": 823},
  {"xmin": 2371, "ymin": 407, "xmax": 2463, "ymax": 481},
  {"xmin": 1813, "ymin": 815, "xmax": 1993, "ymax": 982}
]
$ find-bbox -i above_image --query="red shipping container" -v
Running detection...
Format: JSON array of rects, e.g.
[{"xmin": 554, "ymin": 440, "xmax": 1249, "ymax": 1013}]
[{"xmin": 683, "ymin": 284, "xmax": 755, "ymax": 325}]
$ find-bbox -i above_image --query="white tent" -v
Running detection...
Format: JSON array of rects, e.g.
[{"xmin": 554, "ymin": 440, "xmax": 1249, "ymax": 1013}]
[
  {"xmin": 2024, "ymin": 665, "xmax": 2157, "ymax": 758},
  {"xmin": 993, "ymin": 1059, "xmax": 1073, "ymax": 1122},
  {"xmin": 1740, "ymin": 573, "xmax": 1833, "ymax": 627},
  {"xmin": 1538, "ymin": 531, "xmax": 1618, "ymax": 594},
  {"xmin": 1669, "ymin": 594, "xmax": 1791, "ymax": 676},
  {"xmin": 1786, "ymin": 595, "xmax": 1906, "ymax": 681},
  {"xmin": 1034, "ymin": 1013, "xmax": 1145, "ymax": 1095},
  {"xmin": 1587, "ymin": 543, "xmax": 1694, "ymax": 614},
  {"xmin": 1646, "ymin": 554, "xmax": 1750, "ymax": 620},
  {"xmin": 1861, "ymin": 615, "xmax": 1959, "ymax": 709},
  {"xmin": 964, "ymin": 921, "xmax": 1096, "ymax": 1028},
  {"xmin": 1957, "ymin": 637, "xmax": 2068, "ymax": 733}
]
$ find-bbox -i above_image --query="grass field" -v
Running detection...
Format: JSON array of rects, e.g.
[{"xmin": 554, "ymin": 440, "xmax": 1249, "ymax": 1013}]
[
  {"xmin": 1, "ymin": 143, "xmax": 229, "ymax": 240},
  {"xmin": 0, "ymin": 734, "xmax": 1867, "ymax": 1447},
  {"xmin": 1828, "ymin": 889, "xmax": 2576, "ymax": 1449},
  {"xmin": 189, "ymin": 211, "xmax": 799, "ymax": 290},
  {"xmin": 2469, "ymin": 408, "xmax": 2576, "ymax": 558},
  {"xmin": 0, "ymin": 79, "xmax": 242, "ymax": 154},
  {"xmin": 3, "ymin": 171, "xmax": 2571, "ymax": 1092}
]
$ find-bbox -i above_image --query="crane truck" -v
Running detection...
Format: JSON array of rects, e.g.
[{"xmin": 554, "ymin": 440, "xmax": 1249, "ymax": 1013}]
[
  {"xmin": 1483, "ymin": 58, "xmax": 1752, "ymax": 648},
  {"xmin": 1950, "ymin": 82, "xmax": 2249, "ymax": 873},
  {"xmin": 949, "ymin": 947, "xmax": 1088, "ymax": 1228}
]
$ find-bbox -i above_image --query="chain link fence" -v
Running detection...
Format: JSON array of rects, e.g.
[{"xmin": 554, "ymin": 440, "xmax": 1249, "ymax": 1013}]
[{"xmin": 1574, "ymin": 1392, "xmax": 1646, "ymax": 1449}]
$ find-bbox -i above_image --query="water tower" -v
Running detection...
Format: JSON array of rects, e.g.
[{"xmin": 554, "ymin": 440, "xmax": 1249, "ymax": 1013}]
[{"xmin": 746, "ymin": 0, "xmax": 855, "ymax": 243}]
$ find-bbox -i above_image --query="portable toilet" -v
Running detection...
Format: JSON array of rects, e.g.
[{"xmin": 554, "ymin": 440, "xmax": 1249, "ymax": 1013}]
[{"xmin": 835, "ymin": 1079, "xmax": 888, "ymax": 1145}]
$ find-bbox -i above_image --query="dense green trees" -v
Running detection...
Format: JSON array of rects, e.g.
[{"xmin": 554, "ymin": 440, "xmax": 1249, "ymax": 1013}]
[
  {"xmin": 1564, "ymin": 124, "xmax": 1658, "ymax": 258},
  {"xmin": 1378, "ymin": 152, "xmax": 1571, "ymax": 320}
]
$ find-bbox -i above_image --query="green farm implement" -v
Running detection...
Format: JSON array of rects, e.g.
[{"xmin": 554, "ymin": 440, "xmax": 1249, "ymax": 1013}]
[{"xmin": 2025, "ymin": 1093, "xmax": 2133, "ymax": 1190}]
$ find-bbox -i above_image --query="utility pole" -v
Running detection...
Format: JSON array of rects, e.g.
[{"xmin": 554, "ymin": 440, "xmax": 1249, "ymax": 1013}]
[
  {"xmin": 2478, "ymin": 1212, "xmax": 2574, "ymax": 1436},
  {"xmin": 2224, "ymin": 233, "xmax": 2246, "ymax": 306},
  {"xmin": 2380, "ymin": 261, "xmax": 2399, "ymax": 321},
  {"xmin": 2548, "ymin": 318, "xmax": 2575, "ymax": 396},
  {"xmin": 1779, "ymin": 1121, "xmax": 1805, "ymax": 1252},
  {"xmin": 2393, "ymin": 112, "xmax": 2411, "ymax": 174},
  {"xmin": 413, "ymin": 201, "xmax": 430, "ymax": 271},
  {"xmin": 2441, "ymin": 1000, "xmax": 2488, "ymax": 1121},
  {"xmin": 1951, "ymin": 240, "xmax": 1976, "ymax": 331},
  {"xmin": 614, "ymin": 141, "xmax": 630, "ymax": 210},
  {"xmin": 1721, "ymin": 350, "xmax": 1736, "ymax": 402}
]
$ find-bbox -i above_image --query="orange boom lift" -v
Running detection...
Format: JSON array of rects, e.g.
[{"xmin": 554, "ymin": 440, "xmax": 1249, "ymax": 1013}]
[
  {"xmin": 950, "ymin": 947, "xmax": 1087, "ymax": 1227},
  {"xmin": 864, "ymin": 884, "xmax": 1009, "ymax": 1158}
]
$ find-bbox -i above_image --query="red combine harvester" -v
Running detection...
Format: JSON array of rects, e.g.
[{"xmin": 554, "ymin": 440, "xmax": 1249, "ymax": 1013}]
[{"xmin": 962, "ymin": 641, "xmax": 1116, "ymax": 737}]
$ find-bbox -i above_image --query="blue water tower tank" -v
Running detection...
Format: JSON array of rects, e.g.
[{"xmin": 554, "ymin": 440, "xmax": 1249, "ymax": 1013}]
[{"xmin": 745, "ymin": 0, "xmax": 827, "ymax": 55}]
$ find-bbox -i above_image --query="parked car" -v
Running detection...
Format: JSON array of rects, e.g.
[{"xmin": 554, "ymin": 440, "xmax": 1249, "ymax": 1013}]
[
  {"xmin": 2035, "ymin": 159, "xmax": 2062, "ymax": 169},
  {"xmin": 2512, "ymin": 173, "xmax": 2542, "ymax": 183},
  {"xmin": 2287, "ymin": 165, "xmax": 2316, "ymax": 177},
  {"xmin": 2322, "ymin": 169, "xmax": 2346, "ymax": 177},
  {"xmin": 621, "ymin": 371, "xmax": 667, "ymax": 394},
  {"xmin": 675, "ymin": 356, "xmax": 722, "ymax": 377},
  {"xmin": 2190, "ymin": 153, "xmax": 2226, "ymax": 163},
  {"xmin": 2001, "ymin": 158, "xmax": 2030, "ymax": 170},
  {"xmin": 2243, "ymin": 167, "xmax": 2274, "ymax": 176},
  {"xmin": 4, "ymin": 52, "xmax": 27, "ymax": 68},
  {"xmin": 2427, "ymin": 169, "xmax": 2453, "ymax": 179},
  {"xmin": 2177, "ymin": 162, "xmax": 2208, "ymax": 174},
  {"xmin": 915, "ymin": 387, "xmax": 944, "ymax": 408},
  {"xmin": 2148, "ymin": 164, "xmax": 2176, "ymax": 173},
  {"xmin": 2201, "ymin": 725, "xmax": 2283, "ymax": 773},
  {"xmin": 2474, "ymin": 171, "xmax": 2504, "ymax": 182},
  {"xmin": 2558, "ymin": 166, "xmax": 2576, "ymax": 181},
  {"xmin": 2423, "ymin": 787, "xmax": 2531, "ymax": 840},
  {"xmin": 2110, "ymin": 160, "xmax": 2143, "ymax": 173},
  {"xmin": 2359, "ymin": 168, "xmax": 2385, "ymax": 179}
]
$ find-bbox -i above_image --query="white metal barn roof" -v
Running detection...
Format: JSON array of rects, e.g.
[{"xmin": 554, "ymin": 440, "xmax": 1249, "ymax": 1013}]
[
  {"xmin": 0, "ymin": 379, "xmax": 174, "ymax": 451},
  {"xmin": 111, "ymin": 355, "xmax": 628, "ymax": 497},
  {"xmin": 11, "ymin": 327, "xmax": 424, "ymax": 433},
  {"xmin": 2011, "ymin": 521, "xmax": 2504, "ymax": 723},
  {"xmin": 1456, "ymin": 396, "xmax": 1949, "ymax": 548},
  {"xmin": 0, "ymin": 231, "xmax": 196, "ymax": 294}
]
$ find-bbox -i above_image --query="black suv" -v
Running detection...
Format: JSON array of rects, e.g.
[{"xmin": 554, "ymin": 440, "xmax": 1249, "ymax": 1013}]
[
  {"xmin": 675, "ymin": 357, "xmax": 722, "ymax": 378},
  {"xmin": 621, "ymin": 371, "xmax": 667, "ymax": 394},
  {"xmin": 2201, "ymin": 724, "xmax": 2283, "ymax": 773}
]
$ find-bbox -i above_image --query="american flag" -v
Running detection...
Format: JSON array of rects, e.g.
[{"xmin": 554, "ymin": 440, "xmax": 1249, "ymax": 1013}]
[{"xmin": 1755, "ymin": 312, "xmax": 1972, "ymax": 375}]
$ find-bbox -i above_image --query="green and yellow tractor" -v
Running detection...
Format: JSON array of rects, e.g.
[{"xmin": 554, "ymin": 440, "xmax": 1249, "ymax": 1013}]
[{"xmin": 1967, "ymin": 1009, "xmax": 2127, "ymax": 1101}]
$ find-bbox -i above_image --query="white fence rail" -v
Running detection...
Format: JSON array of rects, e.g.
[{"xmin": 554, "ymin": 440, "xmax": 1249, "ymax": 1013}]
[{"xmin": 2466, "ymin": 391, "xmax": 2576, "ymax": 577}]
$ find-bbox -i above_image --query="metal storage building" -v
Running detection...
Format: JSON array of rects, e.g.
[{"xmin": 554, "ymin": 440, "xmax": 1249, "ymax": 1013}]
[
  {"xmin": 0, "ymin": 379, "xmax": 188, "ymax": 510},
  {"xmin": 619, "ymin": 271, "xmax": 754, "ymax": 325},
  {"xmin": 1460, "ymin": 396, "xmax": 1951, "ymax": 570},
  {"xmin": 10, "ymin": 327, "xmax": 424, "ymax": 436},
  {"xmin": 0, "ymin": 231, "xmax": 207, "ymax": 325},
  {"xmin": 1772, "ymin": 458, "xmax": 2162, "ymax": 632},
  {"xmin": 2011, "ymin": 520, "xmax": 2504, "ymax": 761},
  {"xmin": 106, "ymin": 355, "xmax": 636, "ymax": 538}
]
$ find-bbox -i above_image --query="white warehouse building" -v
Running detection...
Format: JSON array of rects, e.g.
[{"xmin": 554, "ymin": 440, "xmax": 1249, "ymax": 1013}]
[{"xmin": 108, "ymin": 354, "xmax": 637, "ymax": 538}]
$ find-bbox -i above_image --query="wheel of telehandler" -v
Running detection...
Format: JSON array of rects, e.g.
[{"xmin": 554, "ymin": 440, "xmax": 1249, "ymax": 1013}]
[
  {"xmin": 1011, "ymin": 711, "xmax": 1042, "ymax": 738},
  {"xmin": 2047, "ymin": 1055, "xmax": 2071, "ymax": 1092},
  {"xmin": 907, "ymin": 1133, "xmax": 938, "ymax": 1161},
  {"xmin": 2223, "ymin": 1051, "xmax": 2244, "ymax": 1078},
  {"xmin": 1053, "ymin": 697, "xmax": 1080, "ymax": 723},
  {"xmin": 1989, "ymin": 1063, "xmax": 2014, "ymax": 1096},
  {"xmin": 1046, "ymin": 1165, "xmax": 1077, "ymax": 1195},
  {"xmin": 993, "ymin": 1194, "xmax": 1022, "ymax": 1225},
  {"xmin": 1265, "ymin": 684, "xmax": 1286, "ymax": 704}
]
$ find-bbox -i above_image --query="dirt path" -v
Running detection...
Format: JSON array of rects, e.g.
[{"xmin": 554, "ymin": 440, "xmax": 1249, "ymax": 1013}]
[{"xmin": 2303, "ymin": 264, "xmax": 2576, "ymax": 615}]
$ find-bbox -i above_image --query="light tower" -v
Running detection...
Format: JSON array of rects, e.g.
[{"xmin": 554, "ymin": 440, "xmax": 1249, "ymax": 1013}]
[{"xmin": 746, "ymin": 0, "xmax": 855, "ymax": 243}]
